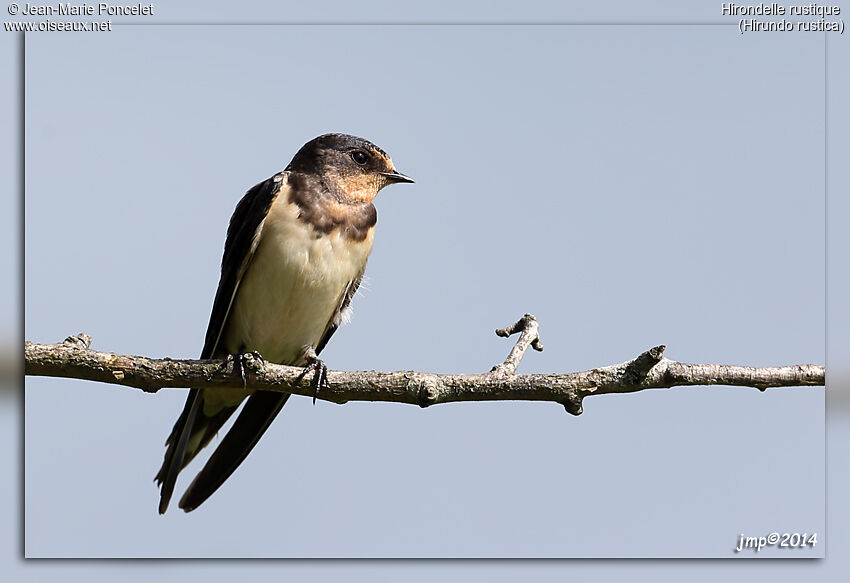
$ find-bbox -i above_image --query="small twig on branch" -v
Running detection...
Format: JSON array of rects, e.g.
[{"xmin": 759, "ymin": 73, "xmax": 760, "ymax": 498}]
[
  {"xmin": 24, "ymin": 315, "xmax": 824, "ymax": 416},
  {"xmin": 491, "ymin": 313, "xmax": 543, "ymax": 377}
]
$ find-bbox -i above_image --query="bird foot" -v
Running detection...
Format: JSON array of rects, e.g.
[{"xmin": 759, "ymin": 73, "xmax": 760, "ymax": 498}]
[
  {"xmin": 295, "ymin": 347, "xmax": 329, "ymax": 405},
  {"xmin": 222, "ymin": 351, "xmax": 265, "ymax": 388}
]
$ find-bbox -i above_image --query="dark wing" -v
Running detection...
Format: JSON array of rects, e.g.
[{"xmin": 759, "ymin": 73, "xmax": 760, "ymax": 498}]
[
  {"xmin": 156, "ymin": 174, "xmax": 284, "ymax": 514},
  {"xmin": 202, "ymin": 174, "xmax": 286, "ymax": 359},
  {"xmin": 176, "ymin": 269, "xmax": 367, "ymax": 512},
  {"xmin": 177, "ymin": 390, "xmax": 290, "ymax": 512}
]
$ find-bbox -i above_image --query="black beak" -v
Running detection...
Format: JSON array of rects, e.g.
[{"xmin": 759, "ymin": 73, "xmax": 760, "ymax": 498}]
[{"xmin": 381, "ymin": 171, "xmax": 415, "ymax": 184}]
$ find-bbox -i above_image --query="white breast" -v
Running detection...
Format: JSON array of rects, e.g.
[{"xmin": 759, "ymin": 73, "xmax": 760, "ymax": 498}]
[{"xmin": 224, "ymin": 193, "xmax": 374, "ymax": 365}]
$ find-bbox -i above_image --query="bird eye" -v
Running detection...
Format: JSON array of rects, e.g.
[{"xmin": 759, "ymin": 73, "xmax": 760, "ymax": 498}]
[{"xmin": 350, "ymin": 150, "xmax": 369, "ymax": 166}]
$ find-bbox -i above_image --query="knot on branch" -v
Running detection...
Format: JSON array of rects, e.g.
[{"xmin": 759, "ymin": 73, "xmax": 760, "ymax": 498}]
[
  {"xmin": 623, "ymin": 345, "xmax": 666, "ymax": 384},
  {"xmin": 561, "ymin": 390, "xmax": 584, "ymax": 416},
  {"xmin": 414, "ymin": 377, "xmax": 439, "ymax": 408}
]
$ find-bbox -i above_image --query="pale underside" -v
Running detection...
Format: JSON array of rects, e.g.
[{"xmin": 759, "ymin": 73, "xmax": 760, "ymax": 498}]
[{"xmin": 202, "ymin": 185, "xmax": 374, "ymax": 416}]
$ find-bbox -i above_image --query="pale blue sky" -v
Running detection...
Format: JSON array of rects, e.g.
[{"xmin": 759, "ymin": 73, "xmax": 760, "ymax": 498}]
[{"xmin": 6, "ymin": 0, "xmax": 849, "ymax": 579}]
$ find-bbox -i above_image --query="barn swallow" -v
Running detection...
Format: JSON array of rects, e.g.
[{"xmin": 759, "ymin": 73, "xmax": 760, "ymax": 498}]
[{"xmin": 155, "ymin": 133, "xmax": 413, "ymax": 513}]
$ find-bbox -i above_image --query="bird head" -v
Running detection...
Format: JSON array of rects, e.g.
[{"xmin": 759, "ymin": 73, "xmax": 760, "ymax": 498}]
[{"xmin": 286, "ymin": 133, "xmax": 414, "ymax": 203}]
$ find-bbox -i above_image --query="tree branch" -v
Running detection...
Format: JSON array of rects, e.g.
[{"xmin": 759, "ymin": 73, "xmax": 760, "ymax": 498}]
[{"xmin": 24, "ymin": 315, "xmax": 824, "ymax": 416}]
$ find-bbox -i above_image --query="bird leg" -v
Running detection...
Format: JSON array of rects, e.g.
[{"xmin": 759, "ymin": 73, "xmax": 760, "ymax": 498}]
[
  {"xmin": 221, "ymin": 350, "xmax": 265, "ymax": 388},
  {"xmin": 295, "ymin": 346, "xmax": 329, "ymax": 404},
  {"xmin": 240, "ymin": 351, "xmax": 265, "ymax": 388}
]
